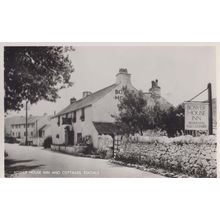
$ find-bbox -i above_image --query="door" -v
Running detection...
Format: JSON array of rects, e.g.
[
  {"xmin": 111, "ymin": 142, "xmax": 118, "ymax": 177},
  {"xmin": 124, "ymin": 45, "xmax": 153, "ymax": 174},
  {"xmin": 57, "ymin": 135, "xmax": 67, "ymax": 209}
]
[{"xmin": 65, "ymin": 126, "xmax": 74, "ymax": 146}]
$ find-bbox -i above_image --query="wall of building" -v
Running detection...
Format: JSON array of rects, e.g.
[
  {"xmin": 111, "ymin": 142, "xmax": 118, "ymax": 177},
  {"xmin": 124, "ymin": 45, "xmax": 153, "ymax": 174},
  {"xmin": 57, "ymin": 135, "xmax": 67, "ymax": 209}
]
[
  {"xmin": 51, "ymin": 117, "xmax": 66, "ymax": 145},
  {"xmin": 11, "ymin": 123, "xmax": 35, "ymax": 139},
  {"xmin": 93, "ymin": 83, "xmax": 136, "ymax": 122},
  {"xmin": 72, "ymin": 106, "xmax": 95, "ymax": 144},
  {"xmin": 51, "ymin": 106, "xmax": 97, "ymax": 146},
  {"xmin": 32, "ymin": 125, "xmax": 52, "ymax": 146}
]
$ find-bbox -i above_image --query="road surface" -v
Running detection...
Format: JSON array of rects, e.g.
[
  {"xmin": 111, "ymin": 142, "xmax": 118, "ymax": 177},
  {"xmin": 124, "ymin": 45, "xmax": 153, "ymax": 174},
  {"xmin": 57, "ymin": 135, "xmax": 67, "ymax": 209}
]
[{"xmin": 5, "ymin": 143, "xmax": 164, "ymax": 178}]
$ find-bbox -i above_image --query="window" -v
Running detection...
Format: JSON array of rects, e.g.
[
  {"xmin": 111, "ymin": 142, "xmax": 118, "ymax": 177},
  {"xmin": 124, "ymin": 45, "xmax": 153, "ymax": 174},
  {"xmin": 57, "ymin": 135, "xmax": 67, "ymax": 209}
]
[
  {"xmin": 18, "ymin": 132, "xmax": 20, "ymax": 138},
  {"xmin": 57, "ymin": 116, "xmax": 60, "ymax": 126},
  {"xmin": 77, "ymin": 133, "xmax": 82, "ymax": 144},
  {"xmin": 30, "ymin": 132, "xmax": 33, "ymax": 137},
  {"xmin": 73, "ymin": 111, "xmax": 76, "ymax": 123},
  {"xmin": 39, "ymin": 130, "xmax": 42, "ymax": 138},
  {"xmin": 24, "ymin": 131, "xmax": 26, "ymax": 136},
  {"xmin": 80, "ymin": 108, "xmax": 85, "ymax": 121}
]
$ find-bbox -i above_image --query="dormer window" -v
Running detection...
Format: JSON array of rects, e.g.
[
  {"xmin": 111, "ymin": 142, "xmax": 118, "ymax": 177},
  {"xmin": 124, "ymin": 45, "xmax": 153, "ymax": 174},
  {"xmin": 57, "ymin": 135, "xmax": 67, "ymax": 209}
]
[{"xmin": 80, "ymin": 108, "xmax": 85, "ymax": 121}]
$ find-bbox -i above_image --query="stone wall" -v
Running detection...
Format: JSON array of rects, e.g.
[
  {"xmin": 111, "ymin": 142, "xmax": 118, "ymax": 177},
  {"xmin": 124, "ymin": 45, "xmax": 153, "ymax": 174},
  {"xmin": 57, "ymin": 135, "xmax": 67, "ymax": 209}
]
[{"xmin": 116, "ymin": 135, "xmax": 217, "ymax": 177}]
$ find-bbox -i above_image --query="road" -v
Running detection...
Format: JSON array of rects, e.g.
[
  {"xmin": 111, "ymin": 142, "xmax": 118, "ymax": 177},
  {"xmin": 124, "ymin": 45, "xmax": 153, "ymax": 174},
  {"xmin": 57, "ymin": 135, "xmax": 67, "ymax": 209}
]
[{"xmin": 5, "ymin": 143, "xmax": 164, "ymax": 178}]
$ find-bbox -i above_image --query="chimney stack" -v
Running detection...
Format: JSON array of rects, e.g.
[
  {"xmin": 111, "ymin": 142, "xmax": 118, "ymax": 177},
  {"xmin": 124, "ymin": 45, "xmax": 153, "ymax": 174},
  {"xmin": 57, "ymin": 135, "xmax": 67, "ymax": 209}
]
[
  {"xmin": 82, "ymin": 91, "xmax": 92, "ymax": 98},
  {"xmin": 116, "ymin": 68, "xmax": 131, "ymax": 85},
  {"xmin": 70, "ymin": 97, "xmax": 77, "ymax": 104},
  {"xmin": 149, "ymin": 79, "xmax": 161, "ymax": 97}
]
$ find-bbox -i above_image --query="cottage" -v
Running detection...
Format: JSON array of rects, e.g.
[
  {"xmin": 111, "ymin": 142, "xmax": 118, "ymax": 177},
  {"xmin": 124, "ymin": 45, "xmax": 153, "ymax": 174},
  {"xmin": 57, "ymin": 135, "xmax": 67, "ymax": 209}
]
[
  {"xmin": 51, "ymin": 69, "xmax": 172, "ymax": 148},
  {"xmin": 6, "ymin": 114, "xmax": 51, "ymax": 145}
]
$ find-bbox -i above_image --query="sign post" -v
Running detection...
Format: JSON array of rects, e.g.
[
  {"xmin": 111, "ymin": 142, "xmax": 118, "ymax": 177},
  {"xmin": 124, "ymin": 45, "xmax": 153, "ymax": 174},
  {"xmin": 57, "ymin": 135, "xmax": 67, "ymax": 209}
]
[
  {"xmin": 208, "ymin": 83, "xmax": 213, "ymax": 135},
  {"xmin": 184, "ymin": 83, "xmax": 213, "ymax": 135},
  {"xmin": 25, "ymin": 101, "xmax": 28, "ymax": 145}
]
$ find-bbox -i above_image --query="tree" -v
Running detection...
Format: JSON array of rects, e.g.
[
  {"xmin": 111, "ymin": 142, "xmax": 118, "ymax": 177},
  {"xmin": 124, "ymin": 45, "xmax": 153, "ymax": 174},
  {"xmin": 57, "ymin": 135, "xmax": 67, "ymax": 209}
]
[
  {"xmin": 159, "ymin": 104, "xmax": 184, "ymax": 137},
  {"xmin": 4, "ymin": 46, "xmax": 74, "ymax": 112},
  {"xmin": 114, "ymin": 87, "xmax": 154, "ymax": 135}
]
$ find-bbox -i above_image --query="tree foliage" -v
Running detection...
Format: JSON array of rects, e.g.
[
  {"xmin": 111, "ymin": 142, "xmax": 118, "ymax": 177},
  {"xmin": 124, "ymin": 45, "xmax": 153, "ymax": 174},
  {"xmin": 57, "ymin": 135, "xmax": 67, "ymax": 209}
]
[
  {"xmin": 114, "ymin": 87, "xmax": 154, "ymax": 135},
  {"xmin": 115, "ymin": 87, "xmax": 185, "ymax": 137},
  {"xmin": 4, "ymin": 46, "xmax": 75, "ymax": 112},
  {"xmin": 159, "ymin": 104, "xmax": 185, "ymax": 137}
]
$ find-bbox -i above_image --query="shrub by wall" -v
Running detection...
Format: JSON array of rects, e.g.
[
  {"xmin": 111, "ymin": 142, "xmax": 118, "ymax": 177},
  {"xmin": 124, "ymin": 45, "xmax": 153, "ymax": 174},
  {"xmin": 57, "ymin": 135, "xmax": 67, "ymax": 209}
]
[
  {"xmin": 115, "ymin": 135, "xmax": 217, "ymax": 178},
  {"xmin": 97, "ymin": 135, "xmax": 113, "ymax": 158}
]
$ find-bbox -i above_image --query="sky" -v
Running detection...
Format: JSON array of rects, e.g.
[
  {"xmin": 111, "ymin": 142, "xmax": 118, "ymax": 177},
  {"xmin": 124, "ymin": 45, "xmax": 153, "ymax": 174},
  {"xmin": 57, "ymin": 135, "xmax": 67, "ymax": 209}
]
[{"xmin": 7, "ymin": 46, "xmax": 216, "ymax": 117}]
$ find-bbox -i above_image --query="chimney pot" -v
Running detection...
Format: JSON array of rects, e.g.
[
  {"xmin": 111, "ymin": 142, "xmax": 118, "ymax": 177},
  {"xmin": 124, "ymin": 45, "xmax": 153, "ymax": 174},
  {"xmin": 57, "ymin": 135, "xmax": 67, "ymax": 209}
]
[
  {"xmin": 116, "ymin": 68, "xmax": 131, "ymax": 85},
  {"xmin": 149, "ymin": 79, "xmax": 161, "ymax": 97},
  {"xmin": 82, "ymin": 91, "xmax": 92, "ymax": 98},
  {"xmin": 70, "ymin": 97, "xmax": 77, "ymax": 104}
]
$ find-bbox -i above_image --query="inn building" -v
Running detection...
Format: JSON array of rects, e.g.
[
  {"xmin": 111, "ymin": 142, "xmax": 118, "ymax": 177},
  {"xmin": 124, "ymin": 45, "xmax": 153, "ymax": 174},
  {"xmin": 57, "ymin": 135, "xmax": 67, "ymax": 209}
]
[{"xmin": 51, "ymin": 69, "xmax": 172, "ymax": 148}]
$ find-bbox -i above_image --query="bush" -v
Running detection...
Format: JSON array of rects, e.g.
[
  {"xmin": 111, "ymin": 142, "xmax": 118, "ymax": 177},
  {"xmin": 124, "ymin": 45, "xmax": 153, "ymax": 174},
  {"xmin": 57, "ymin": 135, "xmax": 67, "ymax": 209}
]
[
  {"xmin": 77, "ymin": 135, "xmax": 94, "ymax": 154},
  {"xmin": 43, "ymin": 136, "xmax": 52, "ymax": 148},
  {"xmin": 74, "ymin": 145, "xmax": 89, "ymax": 154},
  {"xmin": 4, "ymin": 151, "xmax": 8, "ymax": 157},
  {"xmin": 97, "ymin": 148, "xmax": 108, "ymax": 159}
]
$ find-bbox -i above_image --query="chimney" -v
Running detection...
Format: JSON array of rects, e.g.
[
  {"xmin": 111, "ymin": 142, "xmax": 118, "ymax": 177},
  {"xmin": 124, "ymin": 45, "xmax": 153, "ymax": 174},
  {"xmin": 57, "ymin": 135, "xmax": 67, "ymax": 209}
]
[
  {"xmin": 70, "ymin": 97, "xmax": 77, "ymax": 104},
  {"xmin": 116, "ymin": 68, "xmax": 131, "ymax": 85},
  {"xmin": 82, "ymin": 91, "xmax": 92, "ymax": 98},
  {"xmin": 149, "ymin": 79, "xmax": 161, "ymax": 97}
]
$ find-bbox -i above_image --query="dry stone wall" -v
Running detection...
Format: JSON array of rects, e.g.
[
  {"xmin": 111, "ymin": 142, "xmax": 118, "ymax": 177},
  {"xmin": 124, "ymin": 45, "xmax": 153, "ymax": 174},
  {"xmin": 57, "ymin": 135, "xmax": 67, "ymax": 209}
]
[{"xmin": 116, "ymin": 135, "xmax": 217, "ymax": 177}]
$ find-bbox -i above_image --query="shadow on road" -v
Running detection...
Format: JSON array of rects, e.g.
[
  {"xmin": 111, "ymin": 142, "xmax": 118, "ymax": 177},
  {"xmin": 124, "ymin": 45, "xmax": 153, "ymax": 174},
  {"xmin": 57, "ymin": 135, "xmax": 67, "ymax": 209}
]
[{"xmin": 5, "ymin": 159, "xmax": 45, "ymax": 178}]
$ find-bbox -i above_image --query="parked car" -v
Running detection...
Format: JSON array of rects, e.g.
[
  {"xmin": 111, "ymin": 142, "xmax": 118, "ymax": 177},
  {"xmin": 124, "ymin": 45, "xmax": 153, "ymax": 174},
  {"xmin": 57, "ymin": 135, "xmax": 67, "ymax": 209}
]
[{"xmin": 5, "ymin": 136, "xmax": 19, "ymax": 144}]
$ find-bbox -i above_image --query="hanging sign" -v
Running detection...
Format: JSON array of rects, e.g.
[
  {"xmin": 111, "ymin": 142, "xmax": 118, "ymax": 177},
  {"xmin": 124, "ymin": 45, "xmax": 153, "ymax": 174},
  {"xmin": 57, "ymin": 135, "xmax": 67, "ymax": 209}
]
[{"xmin": 184, "ymin": 102, "xmax": 209, "ymax": 130}]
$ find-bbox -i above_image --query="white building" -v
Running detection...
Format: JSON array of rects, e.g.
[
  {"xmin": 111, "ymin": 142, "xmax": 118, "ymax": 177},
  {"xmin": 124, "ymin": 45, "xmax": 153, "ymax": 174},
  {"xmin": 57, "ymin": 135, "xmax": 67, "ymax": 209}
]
[
  {"xmin": 51, "ymin": 69, "xmax": 172, "ymax": 148},
  {"xmin": 9, "ymin": 114, "xmax": 51, "ymax": 145}
]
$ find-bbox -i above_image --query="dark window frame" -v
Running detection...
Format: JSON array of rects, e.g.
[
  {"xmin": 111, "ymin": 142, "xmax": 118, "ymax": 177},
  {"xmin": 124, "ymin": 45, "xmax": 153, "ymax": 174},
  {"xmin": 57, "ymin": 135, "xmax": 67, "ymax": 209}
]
[
  {"xmin": 73, "ymin": 111, "xmax": 76, "ymax": 123},
  {"xmin": 80, "ymin": 108, "xmax": 85, "ymax": 121}
]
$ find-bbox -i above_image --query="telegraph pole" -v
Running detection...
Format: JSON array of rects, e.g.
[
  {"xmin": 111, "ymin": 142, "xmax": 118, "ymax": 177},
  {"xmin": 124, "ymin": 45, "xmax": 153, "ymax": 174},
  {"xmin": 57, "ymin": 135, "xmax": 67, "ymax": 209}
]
[
  {"xmin": 207, "ymin": 83, "xmax": 213, "ymax": 135},
  {"xmin": 25, "ymin": 101, "xmax": 28, "ymax": 145}
]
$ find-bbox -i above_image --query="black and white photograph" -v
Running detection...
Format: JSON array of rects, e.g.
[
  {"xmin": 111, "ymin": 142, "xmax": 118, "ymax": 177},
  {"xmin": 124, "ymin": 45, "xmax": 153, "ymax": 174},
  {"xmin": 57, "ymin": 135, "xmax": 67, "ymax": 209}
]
[{"xmin": 3, "ymin": 45, "xmax": 217, "ymax": 178}]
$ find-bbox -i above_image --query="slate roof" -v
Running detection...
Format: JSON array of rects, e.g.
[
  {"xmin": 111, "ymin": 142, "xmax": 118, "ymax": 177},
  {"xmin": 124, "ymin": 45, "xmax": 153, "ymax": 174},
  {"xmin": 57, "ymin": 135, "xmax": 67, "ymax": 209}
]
[
  {"xmin": 93, "ymin": 122, "xmax": 122, "ymax": 135},
  {"xmin": 54, "ymin": 84, "xmax": 117, "ymax": 118},
  {"xmin": 38, "ymin": 123, "xmax": 51, "ymax": 131},
  {"xmin": 9, "ymin": 115, "xmax": 41, "ymax": 125}
]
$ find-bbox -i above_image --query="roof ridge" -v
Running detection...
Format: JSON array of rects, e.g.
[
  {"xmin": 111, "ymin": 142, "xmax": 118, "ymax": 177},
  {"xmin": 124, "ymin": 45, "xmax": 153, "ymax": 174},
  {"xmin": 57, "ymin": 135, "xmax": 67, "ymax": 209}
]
[
  {"xmin": 72, "ymin": 83, "xmax": 116, "ymax": 104},
  {"xmin": 54, "ymin": 83, "xmax": 117, "ymax": 117}
]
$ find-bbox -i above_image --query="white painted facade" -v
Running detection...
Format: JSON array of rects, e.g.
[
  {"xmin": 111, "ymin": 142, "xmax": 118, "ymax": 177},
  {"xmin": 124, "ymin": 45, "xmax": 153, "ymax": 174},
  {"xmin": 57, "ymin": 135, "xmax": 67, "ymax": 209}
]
[
  {"xmin": 51, "ymin": 69, "xmax": 171, "ymax": 148},
  {"xmin": 10, "ymin": 114, "xmax": 51, "ymax": 145}
]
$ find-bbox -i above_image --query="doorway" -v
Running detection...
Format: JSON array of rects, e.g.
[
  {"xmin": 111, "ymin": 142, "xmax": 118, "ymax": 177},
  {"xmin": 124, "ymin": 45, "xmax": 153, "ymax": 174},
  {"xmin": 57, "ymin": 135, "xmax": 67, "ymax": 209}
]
[{"xmin": 64, "ymin": 126, "xmax": 74, "ymax": 146}]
